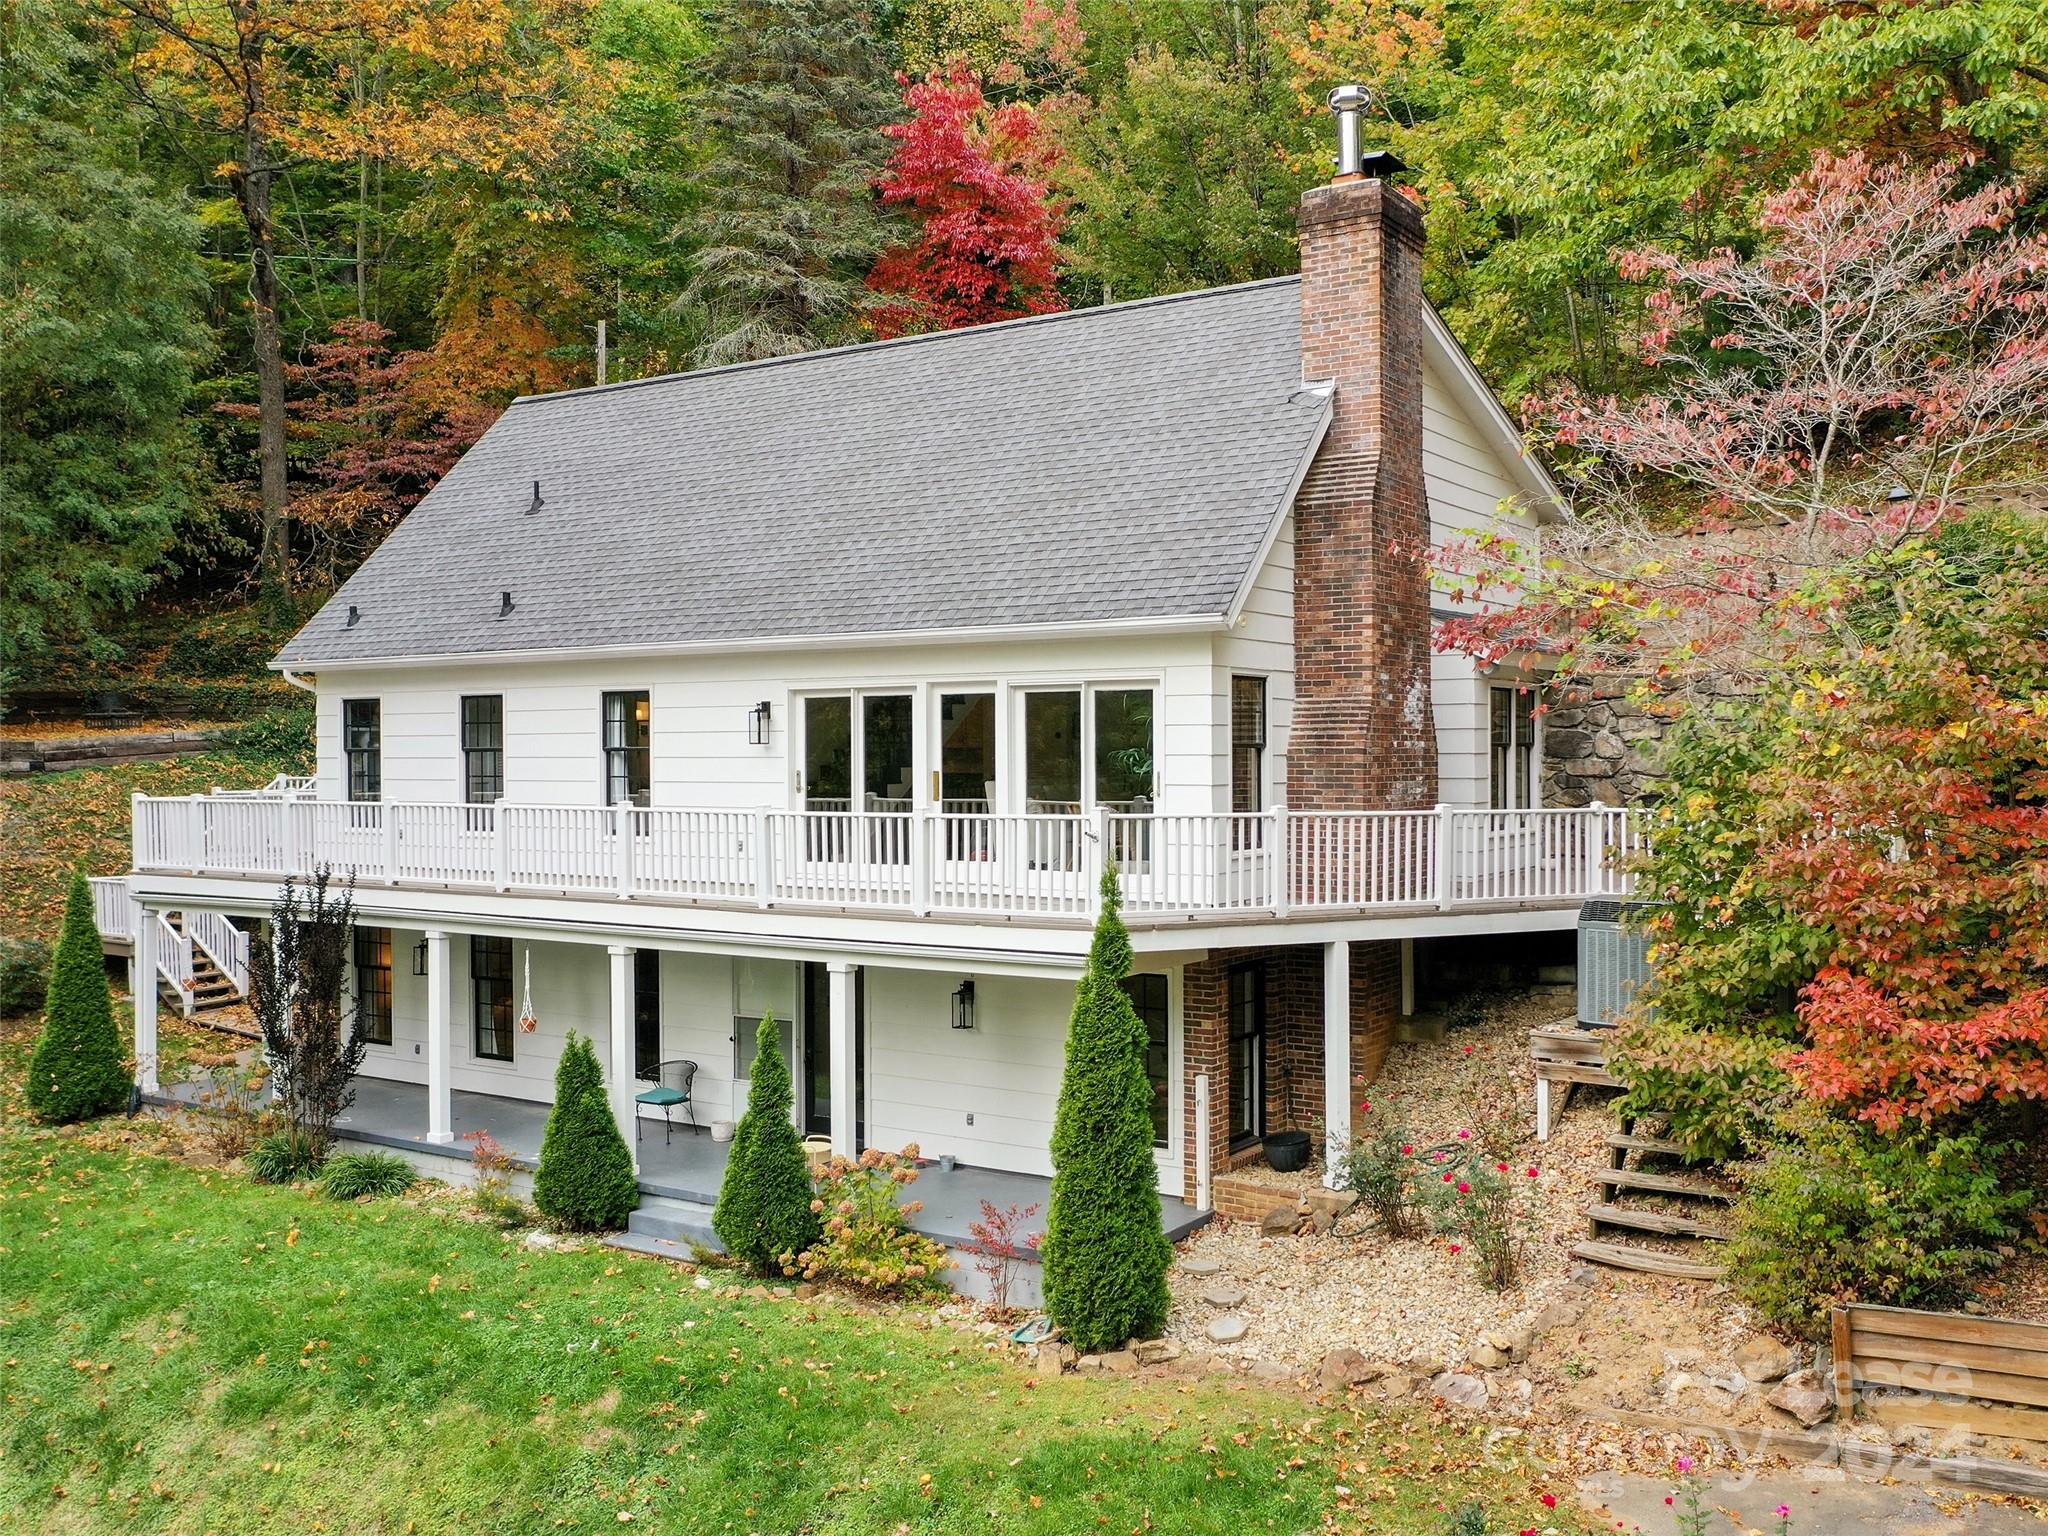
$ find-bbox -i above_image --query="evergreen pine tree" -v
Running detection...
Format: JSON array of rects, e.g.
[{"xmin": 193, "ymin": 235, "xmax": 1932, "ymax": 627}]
[
  {"xmin": 532, "ymin": 1031, "xmax": 640, "ymax": 1231},
  {"xmin": 26, "ymin": 870, "xmax": 132, "ymax": 1123},
  {"xmin": 677, "ymin": 0, "xmax": 904, "ymax": 364},
  {"xmin": 1042, "ymin": 864, "xmax": 1172, "ymax": 1352},
  {"xmin": 713, "ymin": 1014, "xmax": 822, "ymax": 1271}
]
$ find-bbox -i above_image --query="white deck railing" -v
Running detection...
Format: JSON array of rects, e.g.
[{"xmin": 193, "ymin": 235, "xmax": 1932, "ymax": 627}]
[{"xmin": 129, "ymin": 794, "xmax": 1643, "ymax": 924}]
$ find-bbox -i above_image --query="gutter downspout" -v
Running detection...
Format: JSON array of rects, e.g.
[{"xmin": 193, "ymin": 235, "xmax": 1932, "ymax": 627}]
[{"xmin": 281, "ymin": 668, "xmax": 316, "ymax": 693}]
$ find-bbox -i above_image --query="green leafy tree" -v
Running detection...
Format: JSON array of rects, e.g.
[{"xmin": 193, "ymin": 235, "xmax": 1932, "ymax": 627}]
[
  {"xmin": 1042, "ymin": 864, "xmax": 1172, "ymax": 1352},
  {"xmin": 1, "ymin": 0, "xmax": 208, "ymax": 688},
  {"xmin": 676, "ymin": 0, "xmax": 904, "ymax": 363},
  {"xmin": 26, "ymin": 871, "xmax": 131, "ymax": 1123},
  {"xmin": 713, "ymin": 1014, "xmax": 821, "ymax": 1270},
  {"xmin": 532, "ymin": 1030, "xmax": 640, "ymax": 1231}
]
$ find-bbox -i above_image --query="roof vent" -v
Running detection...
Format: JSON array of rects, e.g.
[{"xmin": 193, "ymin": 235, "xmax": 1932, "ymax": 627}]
[
  {"xmin": 498, "ymin": 590, "xmax": 515, "ymax": 618},
  {"xmin": 527, "ymin": 479, "xmax": 544, "ymax": 515},
  {"xmin": 345, "ymin": 604, "xmax": 361, "ymax": 629}
]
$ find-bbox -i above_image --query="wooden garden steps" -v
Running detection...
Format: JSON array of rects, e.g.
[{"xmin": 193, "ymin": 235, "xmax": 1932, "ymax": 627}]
[
  {"xmin": 1570, "ymin": 1240, "xmax": 1725, "ymax": 1281},
  {"xmin": 1596, "ymin": 1166, "xmax": 1735, "ymax": 1202},
  {"xmin": 1603, "ymin": 1130, "xmax": 1687, "ymax": 1158},
  {"xmin": 1585, "ymin": 1201, "xmax": 1733, "ymax": 1241}
]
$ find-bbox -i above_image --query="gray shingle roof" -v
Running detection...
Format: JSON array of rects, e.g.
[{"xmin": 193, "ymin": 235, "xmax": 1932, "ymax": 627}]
[{"xmin": 277, "ymin": 278, "xmax": 1329, "ymax": 667}]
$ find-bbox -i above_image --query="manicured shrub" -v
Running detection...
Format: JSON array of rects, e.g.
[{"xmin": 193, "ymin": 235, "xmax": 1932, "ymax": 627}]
[
  {"xmin": 247, "ymin": 1128, "xmax": 324, "ymax": 1184},
  {"xmin": 0, "ymin": 934, "xmax": 52, "ymax": 1016},
  {"xmin": 532, "ymin": 1031, "xmax": 639, "ymax": 1232},
  {"xmin": 317, "ymin": 1151, "xmax": 417, "ymax": 1200},
  {"xmin": 1042, "ymin": 866, "xmax": 1172, "ymax": 1353},
  {"xmin": 714, "ymin": 1014, "xmax": 821, "ymax": 1272},
  {"xmin": 1338, "ymin": 1099, "xmax": 1424, "ymax": 1238},
  {"xmin": 1727, "ymin": 1113, "xmax": 2031, "ymax": 1337},
  {"xmin": 25, "ymin": 871, "xmax": 131, "ymax": 1123},
  {"xmin": 790, "ymin": 1146, "xmax": 951, "ymax": 1296}
]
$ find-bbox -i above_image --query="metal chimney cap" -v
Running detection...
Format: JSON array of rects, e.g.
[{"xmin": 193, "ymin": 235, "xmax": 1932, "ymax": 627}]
[
  {"xmin": 1327, "ymin": 84, "xmax": 1370, "ymax": 113},
  {"xmin": 1326, "ymin": 84, "xmax": 1371, "ymax": 178}
]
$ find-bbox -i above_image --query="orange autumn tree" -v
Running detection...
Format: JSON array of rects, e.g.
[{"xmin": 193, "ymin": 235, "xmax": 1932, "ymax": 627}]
[{"xmin": 106, "ymin": 0, "xmax": 622, "ymax": 599}]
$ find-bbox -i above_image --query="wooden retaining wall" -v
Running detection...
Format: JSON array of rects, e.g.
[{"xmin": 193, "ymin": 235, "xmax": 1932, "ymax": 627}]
[
  {"xmin": 1, "ymin": 728, "xmax": 228, "ymax": 776},
  {"xmin": 1833, "ymin": 1302, "xmax": 2048, "ymax": 1441}
]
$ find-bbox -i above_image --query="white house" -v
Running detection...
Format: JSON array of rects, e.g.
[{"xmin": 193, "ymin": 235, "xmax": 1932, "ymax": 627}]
[{"xmin": 107, "ymin": 97, "xmax": 1636, "ymax": 1240}]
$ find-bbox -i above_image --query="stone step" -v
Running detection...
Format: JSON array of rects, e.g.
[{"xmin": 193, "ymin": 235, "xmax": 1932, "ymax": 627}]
[
  {"xmin": 1596, "ymin": 1166, "xmax": 1735, "ymax": 1202},
  {"xmin": 1570, "ymin": 1239, "xmax": 1725, "ymax": 1281},
  {"xmin": 626, "ymin": 1197, "xmax": 723, "ymax": 1254},
  {"xmin": 1586, "ymin": 1202, "xmax": 1732, "ymax": 1241}
]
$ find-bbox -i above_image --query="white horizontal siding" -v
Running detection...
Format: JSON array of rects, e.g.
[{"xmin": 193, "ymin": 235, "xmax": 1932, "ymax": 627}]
[{"xmin": 1210, "ymin": 515, "xmax": 1293, "ymax": 812}]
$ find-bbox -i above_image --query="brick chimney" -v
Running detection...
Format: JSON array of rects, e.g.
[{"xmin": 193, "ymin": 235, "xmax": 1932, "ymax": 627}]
[{"xmin": 1286, "ymin": 86, "xmax": 1436, "ymax": 811}]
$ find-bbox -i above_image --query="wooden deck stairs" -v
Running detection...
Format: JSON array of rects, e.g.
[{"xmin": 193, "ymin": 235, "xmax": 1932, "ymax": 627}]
[
  {"xmin": 1570, "ymin": 1121, "xmax": 1733, "ymax": 1281},
  {"xmin": 161, "ymin": 912, "xmax": 246, "ymax": 1015}
]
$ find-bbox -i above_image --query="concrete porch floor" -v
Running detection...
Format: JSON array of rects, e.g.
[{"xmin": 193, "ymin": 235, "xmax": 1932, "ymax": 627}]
[{"xmin": 161, "ymin": 1075, "xmax": 1207, "ymax": 1251}]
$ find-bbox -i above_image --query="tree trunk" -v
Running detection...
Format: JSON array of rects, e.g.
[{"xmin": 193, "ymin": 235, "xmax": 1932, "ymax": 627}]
[{"xmin": 234, "ymin": 5, "xmax": 290, "ymax": 603}]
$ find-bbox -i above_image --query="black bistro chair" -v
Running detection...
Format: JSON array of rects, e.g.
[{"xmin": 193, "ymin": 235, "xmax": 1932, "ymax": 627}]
[{"xmin": 634, "ymin": 1059, "xmax": 699, "ymax": 1143}]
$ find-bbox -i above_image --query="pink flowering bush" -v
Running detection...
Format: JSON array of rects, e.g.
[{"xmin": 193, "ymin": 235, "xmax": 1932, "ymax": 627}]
[{"xmin": 782, "ymin": 1145, "xmax": 952, "ymax": 1297}]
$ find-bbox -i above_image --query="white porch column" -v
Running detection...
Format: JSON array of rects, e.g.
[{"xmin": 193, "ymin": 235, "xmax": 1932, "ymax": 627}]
[
  {"xmin": 424, "ymin": 930, "xmax": 453, "ymax": 1143},
  {"xmin": 608, "ymin": 945, "xmax": 639, "ymax": 1172},
  {"xmin": 1322, "ymin": 939, "xmax": 1351, "ymax": 1188},
  {"xmin": 131, "ymin": 904, "xmax": 160, "ymax": 1095},
  {"xmin": 827, "ymin": 959, "xmax": 855, "ymax": 1158}
]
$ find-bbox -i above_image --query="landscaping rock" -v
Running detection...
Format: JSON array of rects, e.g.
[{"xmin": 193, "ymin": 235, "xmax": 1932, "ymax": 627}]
[
  {"xmin": 1075, "ymin": 1353, "xmax": 1105, "ymax": 1373},
  {"xmin": 1248, "ymin": 1357, "xmax": 1297, "ymax": 1385},
  {"xmin": 1207, "ymin": 1313, "xmax": 1250, "ymax": 1343},
  {"xmin": 523, "ymin": 1230, "xmax": 557, "ymax": 1250},
  {"xmin": 1260, "ymin": 1204, "xmax": 1300, "ymax": 1236},
  {"xmin": 1316, "ymin": 1347, "xmax": 1384, "ymax": 1392},
  {"xmin": 1734, "ymin": 1335, "xmax": 1799, "ymax": 1384},
  {"xmin": 1101, "ymin": 1350, "xmax": 1138, "ymax": 1375},
  {"xmin": 1768, "ymin": 1369, "xmax": 1833, "ymax": 1429},
  {"xmin": 1493, "ymin": 1325, "xmax": 1533, "ymax": 1361},
  {"xmin": 1132, "ymin": 1339, "xmax": 1182, "ymax": 1366},
  {"xmin": 1406, "ymin": 1354, "xmax": 1447, "ymax": 1379},
  {"xmin": 1468, "ymin": 1341, "xmax": 1508, "ymax": 1371},
  {"xmin": 1200, "ymin": 1280, "xmax": 1248, "ymax": 1308},
  {"xmin": 1377, "ymin": 1372, "xmax": 1417, "ymax": 1399},
  {"xmin": 1304, "ymin": 1188, "xmax": 1359, "ymax": 1220},
  {"xmin": 1432, "ymin": 1372, "xmax": 1490, "ymax": 1410},
  {"xmin": 1042, "ymin": 1342, "xmax": 1076, "ymax": 1374},
  {"xmin": 1177, "ymin": 1256, "xmax": 1222, "ymax": 1275}
]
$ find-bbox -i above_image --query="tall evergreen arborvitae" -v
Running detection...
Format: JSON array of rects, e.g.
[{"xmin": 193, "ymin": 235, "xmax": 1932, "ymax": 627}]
[
  {"xmin": 26, "ymin": 871, "xmax": 132, "ymax": 1123},
  {"xmin": 677, "ymin": 0, "xmax": 904, "ymax": 365},
  {"xmin": 713, "ymin": 1014, "xmax": 821, "ymax": 1270},
  {"xmin": 1042, "ymin": 864, "xmax": 1173, "ymax": 1352},
  {"xmin": 532, "ymin": 1031, "xmax": 640, "ymax": 1231}
]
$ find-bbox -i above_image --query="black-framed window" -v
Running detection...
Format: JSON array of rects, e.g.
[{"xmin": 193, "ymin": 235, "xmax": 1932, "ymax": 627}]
[
  {"xmin": 634, "ymin": 949, "xmax": 661, "ymax": 1079},
  {"xmin": 462, "ymin": 695, "xmax": 504, "ymax": 804},
  {"xmin": 344, "ymin": 699, "xmax": 381, "ymax": 802},
  {"xmin": 1230, "ymin": 676, "xmax": 1265, "ymax": 814},
  {"xmin": 1489, "ymin": 687, "xmax": 1536, "ymax": 810},
  {"xmin": 603, "ymin": 691, "xmax": 651, "ymax": 807},
  {"xmin": 471, "ymin": 936, "xmax": 513, "ymax": 1061},
  {"xmin": 354, "ymin": 926, "xmax": 393, "ymax": 1046},
  {"xmin": 1121, "ymin": 973, "xmax": 1171, "ymax": 1148},
  {"xmin": 1228, "ymin": 962, "xmax": 1266, "ymax": 1146}
]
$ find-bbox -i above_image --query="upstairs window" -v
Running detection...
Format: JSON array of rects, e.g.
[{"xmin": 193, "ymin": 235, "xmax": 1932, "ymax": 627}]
[
  {"xmin": 1230, "ymin": 676, "xmax": 1266, "ymax": 814},
  {"xmin": 602, "ymin": 691, "xmax": 651, "ymax": 807},
  {"xmin": 1489, "ymin": 687, "xmax": 1536, "ymax": 809},
  {"xmin": 462, "ymin": 695, "xmax": 504, "ymax": 804},
  {"xmin": 354, "ymin": 926, "xmax": 393, "ymax": 1046},
  {"xmin": 344, "ymin": 699, "xmax": 381, "ymax": 802}
]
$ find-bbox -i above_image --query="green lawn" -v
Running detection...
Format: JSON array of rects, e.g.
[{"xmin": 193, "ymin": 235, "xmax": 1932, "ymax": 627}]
[{"xmin": 0, "ymin": 1107, "xmax": 1590, "ymax": 1534}]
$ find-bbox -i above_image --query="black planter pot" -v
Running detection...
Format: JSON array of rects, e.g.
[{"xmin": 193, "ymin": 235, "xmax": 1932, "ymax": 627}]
[{"xmin": 1263, "ymin": 1129, "xmax": 1312, "ymax": 1173}]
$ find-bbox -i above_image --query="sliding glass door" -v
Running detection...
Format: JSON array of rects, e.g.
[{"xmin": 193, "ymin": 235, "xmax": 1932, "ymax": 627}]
[{"xmin": 801, "ymin": 692, "xmax": 913, "ymax": 863}]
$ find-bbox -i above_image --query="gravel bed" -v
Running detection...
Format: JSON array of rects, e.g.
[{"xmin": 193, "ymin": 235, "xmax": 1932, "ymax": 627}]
[{"xmin": 1168, "ymin": 988, "xmax": 1616, "ymax": 1369}]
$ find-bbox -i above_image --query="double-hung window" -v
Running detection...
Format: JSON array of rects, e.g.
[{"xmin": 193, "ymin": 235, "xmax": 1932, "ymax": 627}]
[
  {"xmin": 1120, "ymin": 973, "xmax": 1171, "ymax": 1148},
  {"xmin": 633, "ymin": 950, "xmax": 661, "ymax": 1079},
  {"xmin": 344, "ymin": 699, "xmax": 381, "ymax": 802},
  {"xmin": 471, "ymin": 936, "xmax": 513, "ymax": 1061},
  {"xmin": 461, "ymin": 695, "xmax": 504, "ymax": 804},
  {"xmin": 1489, "ymin": 688, "xmax": 1536, "ymax": 810},
  {"xmin": 353, "ymin": 926, "xmax": 393, "ymax": 1046},
  {"xmin": 602, "ymin": 691, "xmax": 651, "ymax": 807}
]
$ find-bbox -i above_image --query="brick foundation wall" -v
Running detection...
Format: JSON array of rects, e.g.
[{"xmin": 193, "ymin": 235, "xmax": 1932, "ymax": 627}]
[
  {"xmin": 1288, "ymin": 177, "xmax": 1436, "ymax": 813},
  {"xmin": 1178, "ymin": 940, "xmax": 1405, "ymax": 1202}
]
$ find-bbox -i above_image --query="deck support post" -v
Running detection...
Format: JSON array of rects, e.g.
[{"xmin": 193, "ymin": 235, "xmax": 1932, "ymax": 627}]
[
  {"xmin": 1193, "ymin": 1072, "xmax": 1212, "ymax": 1211},
  {"xmin": 132, "ymin": 904, "xmax": 160, "ymax": 1095},
  {"xmin": 608, "ymin": 944, "xmax": 639, "ymax": 1172},
  {"xmin": 424, "ymin": 929, "xmax": 453, "ymax": 1143},
  {"xmin": 1322, "ymin": 938, "xmax": 1350, "ymax": 1188},
  {"xmin": 827, "ymin": 959, "xmax": 855, "ymax": 1159},
  {"xmin": 1399, "ymin": 937, "xmax": 1415, "ymax": 1016}
]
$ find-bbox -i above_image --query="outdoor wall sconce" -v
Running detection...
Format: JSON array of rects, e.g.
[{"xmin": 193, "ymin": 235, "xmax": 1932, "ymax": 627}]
[
  {"xmin": 951, "ymin": 977, "xmax": 976, "ymax": 1031},
  {"xmin": 747, "ymin": 699, "xmax": 772, "ymax": 746},
  {"xmin": 412, "ymin": 938, "xmax": 430, "ymax": 977}
]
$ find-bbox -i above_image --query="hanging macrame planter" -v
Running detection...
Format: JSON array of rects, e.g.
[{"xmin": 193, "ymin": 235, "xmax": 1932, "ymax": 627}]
[{"xmin": 517, "ymin": 947, "xmax": 539, "ymax": 1034}]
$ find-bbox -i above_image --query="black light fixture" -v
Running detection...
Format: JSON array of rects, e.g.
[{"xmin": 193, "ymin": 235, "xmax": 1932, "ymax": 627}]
[
  {"xmin": 498, "ymin": 590, "xmax": 515, "ymax": 618},
  {"xmin": 747, "ymin": 699, "xmax": 772, "ymax": 746},
  {"xmin": 950, "ymin": 978, "xmax": 976, "ymax": 1031},
  {"xmin": 411, "ymin": 937, "xmax": 429, "ymax": 977}
]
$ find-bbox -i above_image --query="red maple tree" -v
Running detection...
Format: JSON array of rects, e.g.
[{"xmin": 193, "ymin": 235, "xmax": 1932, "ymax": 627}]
[{"xmin": 869, "ymin": 64, "xmax": 1066, "ymax": 338}]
